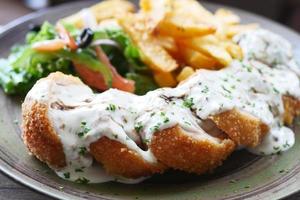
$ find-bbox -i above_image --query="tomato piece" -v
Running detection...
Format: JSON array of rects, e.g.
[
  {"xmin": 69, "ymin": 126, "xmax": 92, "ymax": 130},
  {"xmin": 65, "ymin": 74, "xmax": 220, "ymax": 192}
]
[
  {"xmin": 56, "ymin": 23, "xmax": 78, "ymax": 50},
  {"xmin": 74, "ymin": 47, "xmax": 135, "ymax": 93},
  {"xmin": 95, "ymin": 46, "xmax": 135, "ymax": 93},
  {"xmin": 74, "ymin": 62, "xmax": 108, "ymax": 91}
]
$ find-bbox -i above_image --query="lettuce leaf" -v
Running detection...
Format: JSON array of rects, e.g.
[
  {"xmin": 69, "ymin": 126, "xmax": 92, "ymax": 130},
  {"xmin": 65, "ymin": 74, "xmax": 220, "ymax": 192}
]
[{"xmin": 0, "ymin": 22, "xmax": 156, "ymax": 95}]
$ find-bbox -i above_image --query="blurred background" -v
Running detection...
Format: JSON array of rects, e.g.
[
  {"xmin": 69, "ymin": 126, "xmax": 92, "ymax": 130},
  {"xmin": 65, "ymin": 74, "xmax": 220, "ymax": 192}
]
[{"xmin": 0, "ymin": 0, "xmax": 299, "ymax": 32}]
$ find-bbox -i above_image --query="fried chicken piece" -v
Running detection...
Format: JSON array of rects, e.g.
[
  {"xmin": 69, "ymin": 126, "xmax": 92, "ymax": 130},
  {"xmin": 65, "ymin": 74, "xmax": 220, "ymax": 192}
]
[
  {"xmin": 22, "ymin": 72, "xmax": 300, "ymax": 180},
  {"xmin": 22, "ymin": 72, "xmax": 165, "ymax": 178},
  {"xmin": 21, "ymin": 72, "xmax": 234, "ymax": 178}
]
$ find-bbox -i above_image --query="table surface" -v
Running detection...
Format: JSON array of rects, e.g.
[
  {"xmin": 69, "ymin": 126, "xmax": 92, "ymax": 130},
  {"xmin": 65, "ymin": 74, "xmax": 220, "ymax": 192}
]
[{"xmin": 0, "ymin": 1, "xmax": 300, "ymax": 200}]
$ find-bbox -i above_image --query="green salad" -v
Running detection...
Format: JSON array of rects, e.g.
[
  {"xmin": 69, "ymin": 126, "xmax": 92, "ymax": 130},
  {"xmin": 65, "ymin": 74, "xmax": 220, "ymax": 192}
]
[{"xmin": 0, "ymin": 22, "xmax": 158, "ymax": 95}]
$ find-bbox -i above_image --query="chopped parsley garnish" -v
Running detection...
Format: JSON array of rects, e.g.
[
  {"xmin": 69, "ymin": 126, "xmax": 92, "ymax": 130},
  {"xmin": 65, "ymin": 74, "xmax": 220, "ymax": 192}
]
[
  {"xmin": 106, "ymin": 104, "xmax": 116, "ymax": 111},
  {"xmin": 283, "ymin": 141, "xmax": 290, "ymax": 148},
  {"xmin": 150, "ymin": 112, "xmax": 155, "ymax": 117},
  {"xmin": 63, "ymin": 172, "xmax": 70, "ymax": 179},
  {"xmin": 273, "ymin": 87, "xmax": 280, "ymax": 94},
  {"xmin": 77, "ymin": 121, "xmax": 91, "ymax": 138},
  {"xmin": 159, "ymin": 112, "xmax": 169, "ymax": 123},
  {"xmin": 113, "ymin": 134, "xmax": 118, "ymax": 139},
  {"xmin": 151, "ymin": 123, "xmax": 161, "ymax": 132},
  {"xmin": 78, "ymin": 147, "xmax": 87, "ymax": 156},
  {"xmin": 268, "ymin": 105, "xmax": 273, "ymax": 112},
  {"xmin": 163, "ymin": 117, "xmax": 170, "ymax": 123},
  {"xmin": 279, "ymin": 169, "xmax": 285, "ymax": 173},
  {"xmin": 75, "ymin": 177, "xmax": 90, "ymax": 184},
  {"xmin": 222, "ymin": 85, "xmax": 231, "ymax": 94},
  {"xmin": 242, "ymin": 63, "xmax": 253, "ymax": 72},
  {"xmin": 224, "ymin": 94, "xmax": 233, "ymax": 100},
  {"xmin": 134, "ymin": 122, "xmax": 143, "ymax": 133},
  {"xmin": 201, "ymin": 85, "xmax": 209, "ymax": 93},
  {"xmin": 273, "ymin": 146, "xmax": 280, "ymax": 151},
  {"xmin": 143, "ymin": 139, "xmax": 150, "ymax": 144},
  {"xmin": 184, "ymin": 121, "xmax": 192, "ymax": 126},
  {"xmin": 75, "ymin": 167, "xmax": 84, "ymax": 173},
  {"xmin": 183, "ymin": 98, "xmax": 194, "ymax": 108}
]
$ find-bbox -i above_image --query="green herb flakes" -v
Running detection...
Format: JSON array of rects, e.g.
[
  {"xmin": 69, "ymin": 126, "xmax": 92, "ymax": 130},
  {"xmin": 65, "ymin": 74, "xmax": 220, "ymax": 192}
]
[
  {"xmin": 75, "ymin": 177, "xmax": 90, "ymax": 184},
  {"xmin": 183, "ymin": 98, "xmax": 194, "ymax": 108},
  {"xmin": 77, "ymin": 121, "xmax": 90, "ymax": 138},
  {"xmin": 78, "ymin": 147, "xmax": 87, "ymax": 156},
  {"xmin": 63, "ymin": 172, "xmax": 70, "ymax": 179},
  {"xmin": 106, "ymin": 104, "xmax": 117, "ymax": 111},
  {"xmin": 134, "ymin": 122, "xmax": 143, "ymax": 133}
]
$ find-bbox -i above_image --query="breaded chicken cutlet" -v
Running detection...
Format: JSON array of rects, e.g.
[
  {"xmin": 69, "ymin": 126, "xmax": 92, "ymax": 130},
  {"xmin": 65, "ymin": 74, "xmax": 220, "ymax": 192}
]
[
  {"xmin": 22, "ymin": 72, "xmax": 235, "ymax": 178},
  {"xmin": 22, "ymin": 69, "xmax": 300, "ymax": 180}
]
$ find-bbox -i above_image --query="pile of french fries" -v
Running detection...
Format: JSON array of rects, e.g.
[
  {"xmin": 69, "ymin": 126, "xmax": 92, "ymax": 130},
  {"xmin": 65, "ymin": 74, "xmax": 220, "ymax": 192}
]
[{"xmin": 62, "ymin": 0, "xmax": 258, "ymax": 87}]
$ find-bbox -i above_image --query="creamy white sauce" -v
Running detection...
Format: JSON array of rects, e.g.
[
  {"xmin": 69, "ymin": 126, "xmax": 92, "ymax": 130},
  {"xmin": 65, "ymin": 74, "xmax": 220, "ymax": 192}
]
[{"xmin": 26, "ymin": 29, "xmax": 300, "ymax": 183}]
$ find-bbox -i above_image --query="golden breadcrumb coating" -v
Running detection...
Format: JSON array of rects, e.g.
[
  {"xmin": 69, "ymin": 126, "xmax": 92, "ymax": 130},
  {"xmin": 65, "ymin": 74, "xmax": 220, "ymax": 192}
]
[
  {"xmin": 150, "ymin": 125, "xmax": 235, "ymax": 174},
  {"xmin": 22, "ymin": 101, "xmax": 66, "ymax": 169},
  {"xmin": 211, "ymin": 109, "xmax": 269, "ymax": 147},
  {"xmin": 283, "ymin": 96, "xmax": 300, "ymax": 125},
  {"xmin": 90, "ymin": 137, "xmax": 166, "ymax": 179}
]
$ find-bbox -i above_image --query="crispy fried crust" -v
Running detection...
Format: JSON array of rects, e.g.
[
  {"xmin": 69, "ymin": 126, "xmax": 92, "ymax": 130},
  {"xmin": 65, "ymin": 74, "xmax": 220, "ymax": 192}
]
[
  {"xmin": 22, "ymin": 101, "xmax": 66, "ymax": 169},
  {"xmin": 150, "ymin": 125, "xmax": 235, "ymax": 174},
  {"xmin": 90, "ymin": 137, "xmax": 166, "ymax": 179},
  {"xmin": 210, "ymin": 109, "xmax": 269, "ymax": 147},
  {"xmin": 283, "ymin": 96, "xmax": 300, "ymax": 125},
  {"xmin": 210, "ymin": 96, "xmax": 300, "ymax": 147}
]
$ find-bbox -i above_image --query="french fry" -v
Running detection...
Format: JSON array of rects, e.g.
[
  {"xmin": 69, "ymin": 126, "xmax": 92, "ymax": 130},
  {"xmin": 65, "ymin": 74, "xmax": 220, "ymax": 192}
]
[
  {"xmin": 61, "ymin": 0, "xmax": 135, "ymax": 28},
  {"xmin": 200, "ymin": 44, "xmax": 232, "ymax": 66},
  {"xmin": 215, "ymin": 9, "xmax": 240, "ymax": 25},
  {"xmin": 181, "ymin": 48, "xmax": 218, "ymax": 70},
  {"xmin": 154, "ymin": 72, "xmax": 177, "ymax": 87},
  {"xmin": 174, "ymin": 0, "xmax": 215, "ymax": 21},
  {"xmin": 119, "ymin": 14, "xmax": 178, "ymax": 72},
  {"xmin": 180, "ymin": 36, "xmax": 232, "ymax": 66},
  {"xmin": 156, "ymin": 13, "xmax": 216, "ymax": 38},
  {"xmin": 221, "ymin": 41, "xmax": 243, "ymax": 60},
  {"xmin": 140, "ymin": 0, "xmax": 172, "ymax": 31},
  {"xmin": 177, "ymin": 67, "xmax": 195, "ymax": 82},
  {"xmin": 226, "ymin": 24, "xmax": 259, "ymax": 38},
  {"xmin": 155, "ymin": 35, "xmax": 178, "ymax": 54},
  {"xmin": 156, "ymin": 0, "xmax": 216, "ymax": 38}
]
